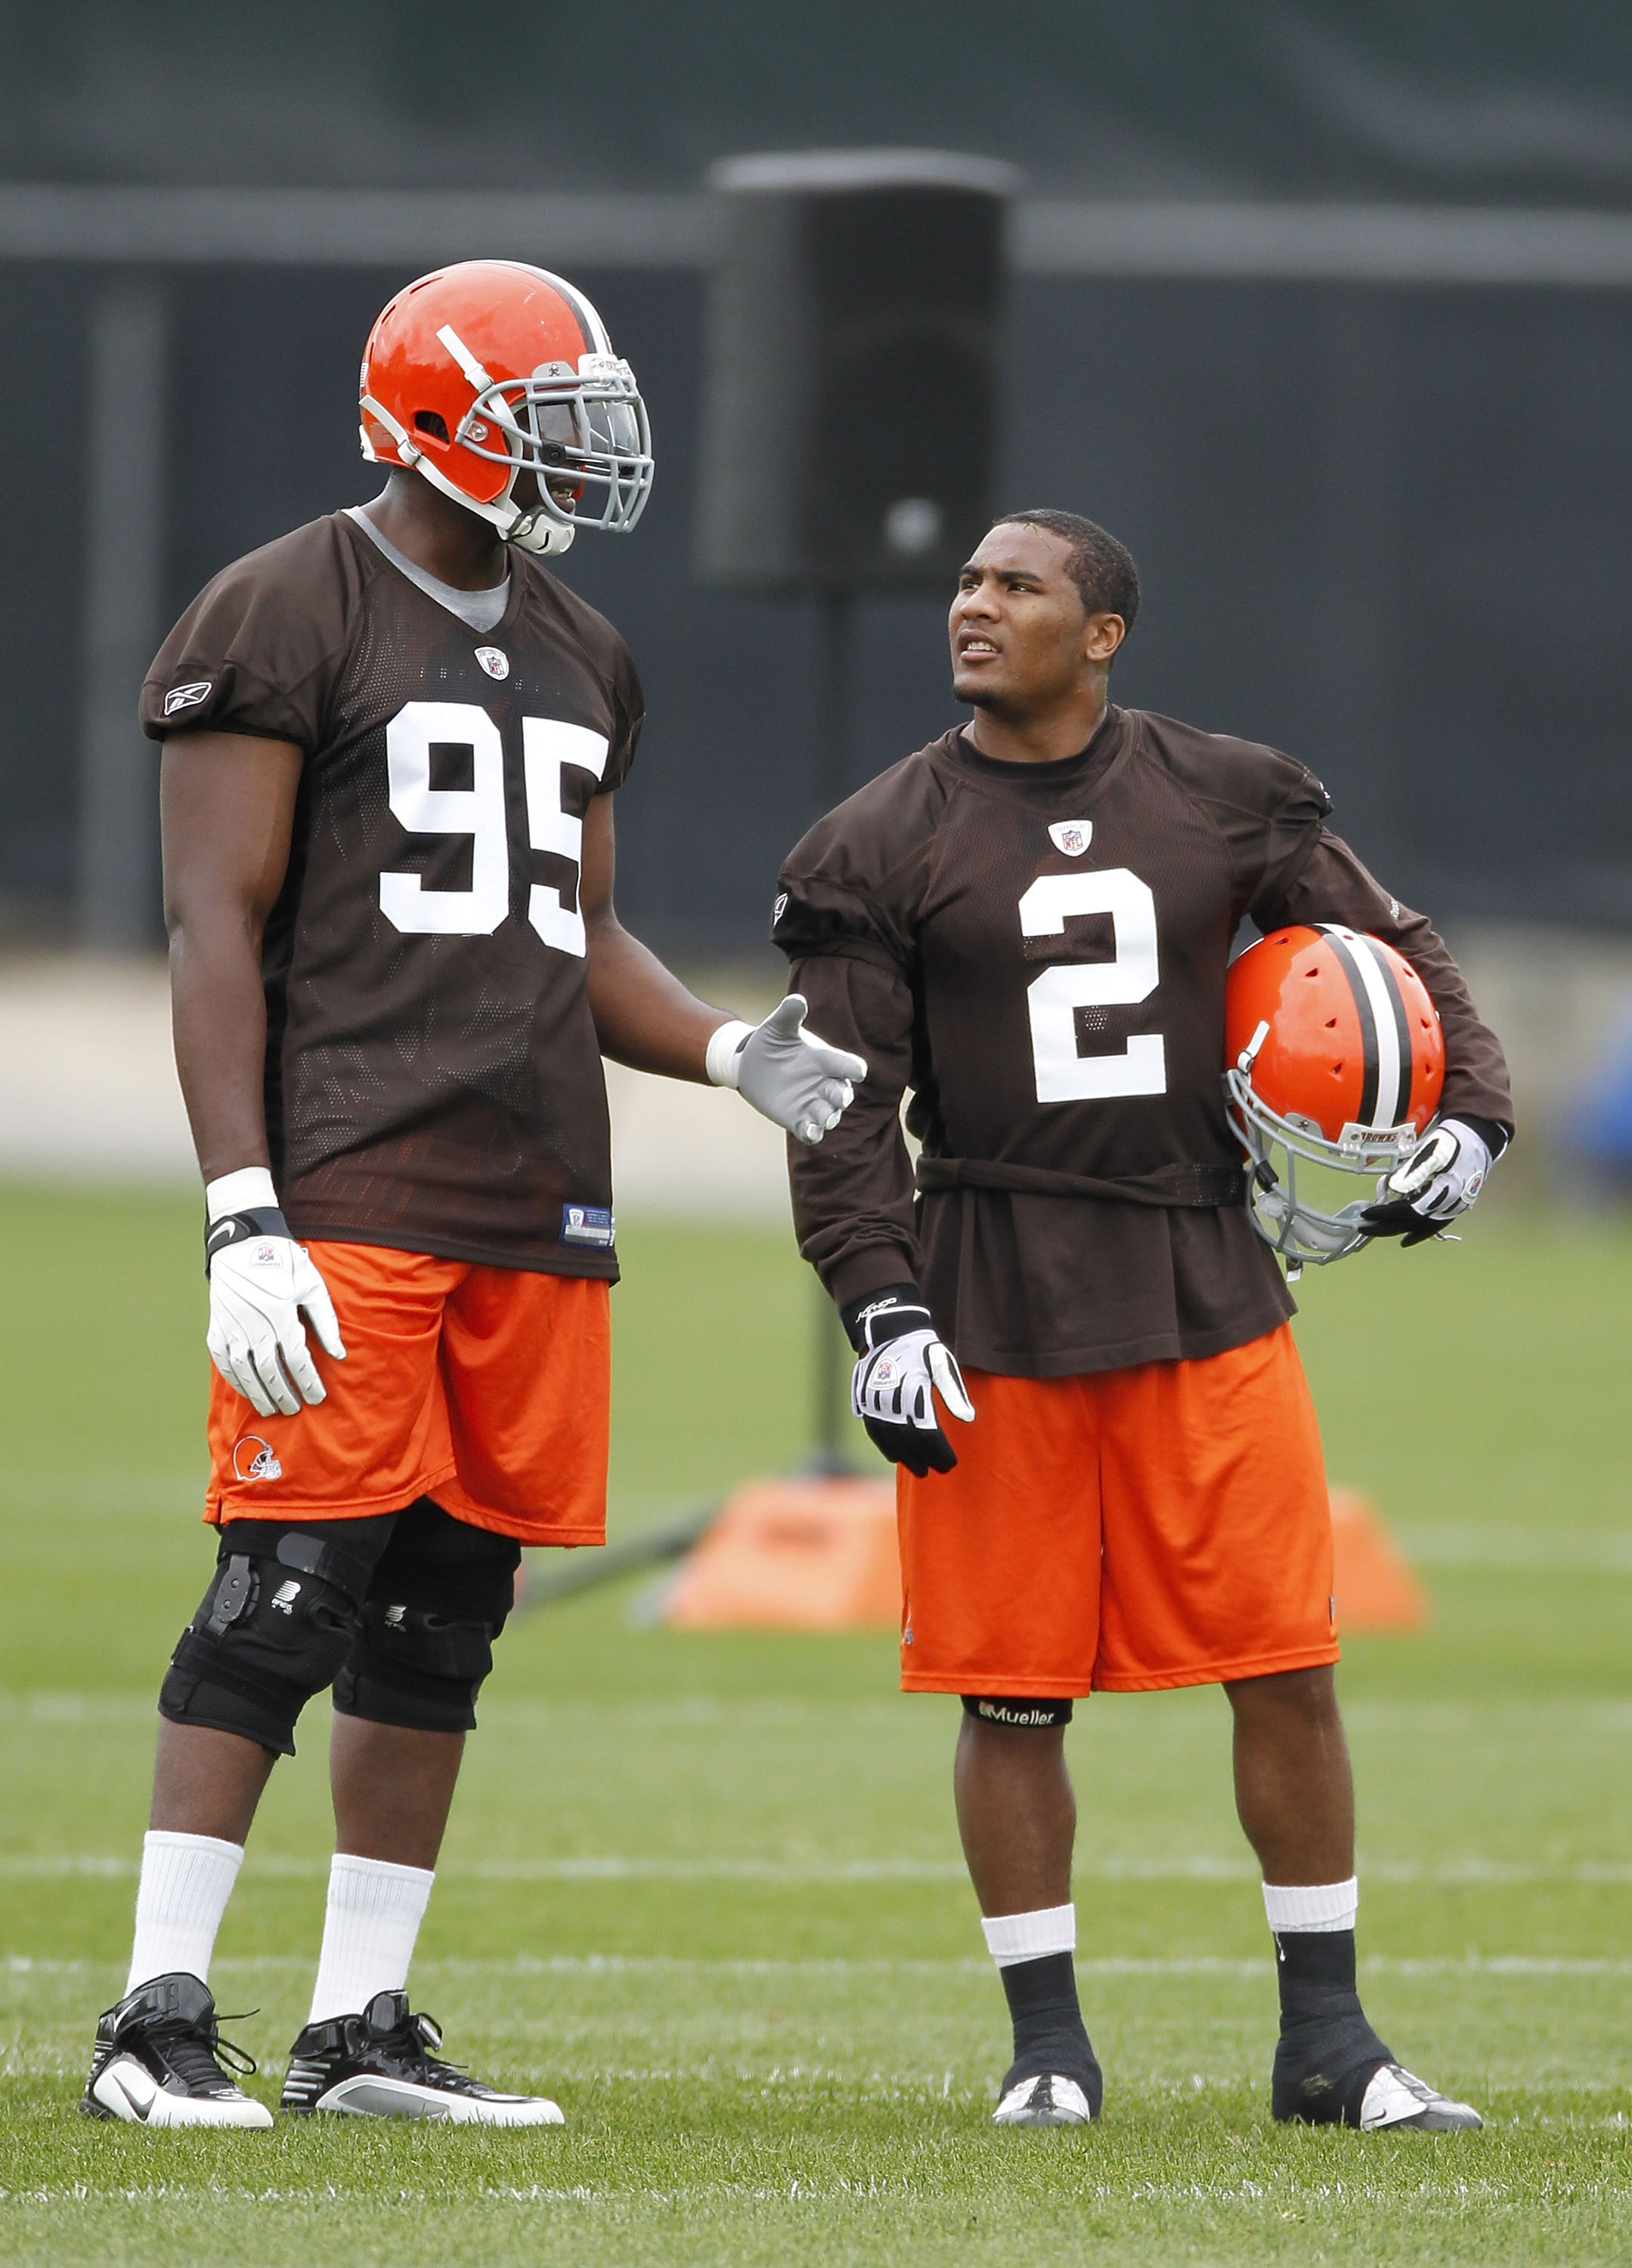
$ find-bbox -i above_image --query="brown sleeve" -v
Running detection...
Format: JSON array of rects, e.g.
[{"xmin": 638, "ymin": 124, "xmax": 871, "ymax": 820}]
[
  {"xmin": 1138, "ymin": 712, "xmax": 1333, "ymax": 922},
  {"xmin": 602, "ymin": 638, "xmax": 645, "ymax": 792},
  {"xmin": 786, "ymin": 953, "xmax": 922, "ymax": 1308},
  {"xmin": 141, "ymin": 522, "xmax": 352, "ymax": 748},
  {"xmin": 1257, "ymin": 830, "xmax": 1515, "ymax": 1135}
]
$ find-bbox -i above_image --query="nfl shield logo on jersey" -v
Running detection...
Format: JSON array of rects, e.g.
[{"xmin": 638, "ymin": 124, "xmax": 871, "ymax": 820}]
[
  {"xmin": 474, "ymin": 646, "xmax": 510, "ymax": 680},
  {"xmin": 1048, "ymin": 820, "xmax": 1093, "ymax": 857}
]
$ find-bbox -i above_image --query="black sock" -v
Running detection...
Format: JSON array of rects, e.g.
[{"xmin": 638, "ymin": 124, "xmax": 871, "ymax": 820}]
[
  {"xmin": 1271, "ymin": 1929, "xmax": 1392, "ymax": 2125},
  {"xmin": 999, "ymin": 1953, "xmax": 1102, "ymax": 2109}
]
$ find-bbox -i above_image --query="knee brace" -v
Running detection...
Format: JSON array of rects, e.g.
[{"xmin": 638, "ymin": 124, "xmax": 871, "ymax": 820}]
[
  {"xmin": 159, "ymin": 1531, "xmax": 370, "ymax": 1755},
  {"xmin": 962, "ymin": 1695, "xmax": 1076, "ymax": 1729},
  {"xmin": 331, "ymin": 1602, "xmax": 500, "ymax": 1734}
]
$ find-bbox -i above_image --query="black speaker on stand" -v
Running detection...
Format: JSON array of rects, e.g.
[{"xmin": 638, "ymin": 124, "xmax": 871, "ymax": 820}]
[{"xmin": 698, "ymin": 149, "xmax": 1015, "ymax": 1470}]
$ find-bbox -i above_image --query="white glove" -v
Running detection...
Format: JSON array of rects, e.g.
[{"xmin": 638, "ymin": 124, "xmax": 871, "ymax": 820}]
[
  {"xmin": 204, "ymin": 1170, "xmax": 345, "ymax": 1418},
  {"xmin": 1359, "ymin": 1117, "xmax": 1494, "ymax": 1247},
  {"xmin": 706, "ymin": 995, "xmax": 868, "ymax": 1145},
  {"xmin": 847, "ymin": 1290, "xmax": 976, "ymax": 1477}
]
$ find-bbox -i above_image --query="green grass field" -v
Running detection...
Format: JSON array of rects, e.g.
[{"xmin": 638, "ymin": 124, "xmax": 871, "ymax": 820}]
[{"xmin": 1, "ymin": 1185, "xmax": 1629, "ymax": 2265}]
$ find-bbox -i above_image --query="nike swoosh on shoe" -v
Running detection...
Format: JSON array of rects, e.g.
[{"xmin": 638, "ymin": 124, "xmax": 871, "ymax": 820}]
[{"xmin": 993, "ymin": 2073, "xmax": 1094, "ymax": 2127}]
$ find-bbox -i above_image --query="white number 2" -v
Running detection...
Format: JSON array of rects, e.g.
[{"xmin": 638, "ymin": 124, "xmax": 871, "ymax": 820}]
[
  {"xmin": 1018, "ymin": 869, "xmax": 1167, "ymax": 1102},
  {"xmin": 379, "ymin": 701, "xmax": 609, "ymax": 957}
]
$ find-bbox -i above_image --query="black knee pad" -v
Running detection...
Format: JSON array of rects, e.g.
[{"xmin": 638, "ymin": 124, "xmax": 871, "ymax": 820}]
[
  {"xmin": 332, "ymin": 1498, "xmax": 520, "ymax": 1734},
  {"xmin": 333, "ymin": 1603, "xmax": 500, "ymax": 1733},
  {"xmin": 159, "ymin": 1526, "xmax": 376, "ymax": 1756},
  {"xmin": 962, "ymin": 1695, "xmax": 1076, "ymax": 1728}
]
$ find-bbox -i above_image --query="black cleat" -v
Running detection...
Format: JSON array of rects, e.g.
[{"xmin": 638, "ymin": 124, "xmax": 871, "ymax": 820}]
[
  {"xmin": 280, "ymin": 1989, "xmax": 563, "ymax": 2124},
  {"xmin": 81, "ymin": 1971, "xmax": 271, "ymax": 2128}
]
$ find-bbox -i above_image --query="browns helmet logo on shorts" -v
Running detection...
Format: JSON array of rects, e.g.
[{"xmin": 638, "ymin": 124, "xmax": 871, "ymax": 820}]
[{"xmin": 233, "ymin": 1434, "xmax": 283, "ymax": 1483}]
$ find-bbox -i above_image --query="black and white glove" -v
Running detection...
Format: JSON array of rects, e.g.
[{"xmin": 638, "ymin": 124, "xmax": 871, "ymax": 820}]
[
  {"xmin": 1358, "ymin": 1115, "xmax": 1503, "ymax": 1249},
  {"xmin": 204, "ymin": 1168, "xmax": 346, "ymax": 1417},
  {"xmin": 842, "ymin": 1284, "xmax": 975, "ymax": 1478},
  {"xmin": 706, "ymin": 995, "xmax": 868, "ymax": 1146}
]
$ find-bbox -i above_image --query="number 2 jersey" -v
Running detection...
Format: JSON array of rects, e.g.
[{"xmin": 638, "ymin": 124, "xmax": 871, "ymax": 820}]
[
  {"xmin": 775, "ymin": 707, "xmax": 1513, "ymax": 1377},
  {"xmin": 141, "ymin": 510, "xmax": 643, "ymax": 1278}
]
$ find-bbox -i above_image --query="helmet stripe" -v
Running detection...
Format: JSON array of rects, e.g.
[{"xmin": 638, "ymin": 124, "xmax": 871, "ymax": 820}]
[
  {"xmin": 496, "ymin": 262, "xmax": 609, "ymax": 356},
  {"xmin": 1319, "ymin": 926, "xmax": 1402, "ymax": 1128},
  {"xmin": 1342, "ymin": 930, "xmax": 1405, "ymax": 1125},
  {"xmin": 1355, "ymin": 933, "xmax": 1414, "ymax": 1126},
  {"xmin": 1316, "ymin": 926, "xmax": 1381, "ymax": 1127}
]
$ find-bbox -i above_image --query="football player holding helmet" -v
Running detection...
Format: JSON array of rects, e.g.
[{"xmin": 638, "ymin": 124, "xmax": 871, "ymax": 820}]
[{"xmin": 778, "ymin": 505, "xmax": 1511, "ymax": 2140}]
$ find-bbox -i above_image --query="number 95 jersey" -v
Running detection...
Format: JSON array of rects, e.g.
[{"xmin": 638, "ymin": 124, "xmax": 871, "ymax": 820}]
[
  {"xmin": 142, "ymin": 511, "xmax": 643, "ymax": 1277},
  {"xmin": 775, "ymin": 708, "xmax": 1399, "ymax": 1375}
]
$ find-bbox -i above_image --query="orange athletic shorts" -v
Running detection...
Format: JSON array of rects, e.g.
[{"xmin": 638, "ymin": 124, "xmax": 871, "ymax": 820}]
[
  {"xmin": 897, "ymin": 1323, "xmax": 1337, "ymax": 1696},
  {"xmin": 204, "ymin": 1241, "xmax": 611, "ymax": 1546}
]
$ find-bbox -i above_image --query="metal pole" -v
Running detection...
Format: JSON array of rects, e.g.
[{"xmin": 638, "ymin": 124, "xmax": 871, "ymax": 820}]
[
  {"xmin": 78, "ymin": 276, "xmax": 168, "ymax": 949},
  {"xmin": 809, "ymin": 587, "xmax": 856, "ymax": 1475}
]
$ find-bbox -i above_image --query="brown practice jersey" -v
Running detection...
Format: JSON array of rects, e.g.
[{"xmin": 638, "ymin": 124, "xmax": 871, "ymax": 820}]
[
  {"xmin": 775, "ymin": 706, "xmax": 1513, "ymax": 1377},
  {"xmin": 142, "ymin": 511, "xmax": 643, "ymax": 1276}
]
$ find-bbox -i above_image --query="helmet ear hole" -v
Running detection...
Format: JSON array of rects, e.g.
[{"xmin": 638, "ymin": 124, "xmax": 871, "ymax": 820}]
[{"xmin": 413, "ymin": 411, "xmax": 451, "ymax": 442}]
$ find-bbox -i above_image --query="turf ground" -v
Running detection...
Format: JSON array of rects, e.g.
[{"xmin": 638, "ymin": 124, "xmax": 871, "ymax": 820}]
[{"xmin": 1, "ymin": 1184, "xmax": 1629, "ymax": 2264}]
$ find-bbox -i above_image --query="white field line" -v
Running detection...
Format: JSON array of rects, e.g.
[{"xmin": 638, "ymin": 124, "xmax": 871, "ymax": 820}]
[
  {"xmin": 8, "ymin": 1690, "xmax": 1632, "ymax": 1736},
  {"xmin": 5, "ymin": 1850, "xmax": 1632, "ymax": 1885},
  {"xmin": 8, "ymin": 2167, "xmax": 1632, "ymax": 2212},
  {"xmin": 11, "ymin": 1952, "xmax": 1632, "ymax": 1979},
  {"xmin": 1397, "ymin": 1525, "xmax": 1632, "ymax": 1572},
  {"xmin": 8, "ymin": 2161, "xmax": 1632, "ymax": 2211}
]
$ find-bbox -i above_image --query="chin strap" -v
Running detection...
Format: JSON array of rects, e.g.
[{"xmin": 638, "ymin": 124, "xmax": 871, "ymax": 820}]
[
  {"xmin": 509, "ymin": 513, "xmax": 577, "ymax": 556},
  {"xmin": 361, "ymin": 389, "xmax": 576, "ymax": 552}
]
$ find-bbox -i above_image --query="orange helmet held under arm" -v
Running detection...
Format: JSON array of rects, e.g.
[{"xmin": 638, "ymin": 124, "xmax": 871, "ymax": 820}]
[
  {"xmin": 358, "ymin": 260, "xmax": 653, "ymax": 556},
  {"xmin": 1224, "ymin": 924, "xmax": 1445, "ymax": 1272}
]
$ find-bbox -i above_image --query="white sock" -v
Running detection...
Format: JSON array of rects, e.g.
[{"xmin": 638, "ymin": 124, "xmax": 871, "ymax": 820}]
[
  {"xmin": 308, "ymin": 1854, "xmax": 435, "ymax": 2024},
  {"xmin": 980, "ymin": 1902, "xmax": 1076, "ymax": 1968},
  {"xmin": 1262, "ymin": 1876, "xmax": 1359, "ymax": 1934},
  {"xmin": 125, "ymin": 1830, "xmax": 244, "ymax": 1995}
]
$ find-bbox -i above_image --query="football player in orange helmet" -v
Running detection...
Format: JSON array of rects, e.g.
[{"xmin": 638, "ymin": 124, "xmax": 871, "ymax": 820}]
[
  {"xmin": 84, "ymin": 260, "xmax": 867, "ymax": 2130},
  {"xmin": 777, "ymin": 506, "xmax": 1512, "ymax": 2137}
]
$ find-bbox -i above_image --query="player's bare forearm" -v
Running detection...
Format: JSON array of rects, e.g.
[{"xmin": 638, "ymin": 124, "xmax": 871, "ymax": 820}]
[
  {"xmin": 160, "ymin": 732, "xmax": 303, "ymax": 1183},
  {"xmin": 585, "ymin": 910, "xmax": 730, "ymax": 1080},
  {"xmin": 578, "ymin": 790, "xmax": 729, "ymax": 1079}
]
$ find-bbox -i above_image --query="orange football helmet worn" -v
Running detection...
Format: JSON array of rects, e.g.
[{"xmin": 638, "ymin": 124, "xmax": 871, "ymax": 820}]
[
  {"xmin": 1224, "ymin": 925, "xmax": 1445, "ymax": 1272},
  {"xmin": 358, "ymin": 260, "xmax": 652, "ymax": 555}
]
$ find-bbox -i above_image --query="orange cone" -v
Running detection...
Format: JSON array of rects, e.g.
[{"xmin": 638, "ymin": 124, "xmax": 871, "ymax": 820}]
[
  {"xmin": 1329, "ymin": 1488, "xmax": 1429, "ymax": 1631},
  {"xmin": 661, "ymin": 1475, "xmax": 900, "ymax": 1630},
  {"xmin": 658, "ymin": 1474, "xmax": 1425, "ymax": 1636}
]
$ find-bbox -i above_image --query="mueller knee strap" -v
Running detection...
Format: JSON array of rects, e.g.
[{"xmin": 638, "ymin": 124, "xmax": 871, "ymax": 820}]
[
  {"xmin": 159, "ymin": 1531, "xmax": 369, "ymax": 1757},
  {"xmin": 332, "ymin": 1601, "xmax": 501, "ymax": 1734},
  {"xmin": 962, "ymin": 1695, "xmax": 1076, "ymax": 1729}
]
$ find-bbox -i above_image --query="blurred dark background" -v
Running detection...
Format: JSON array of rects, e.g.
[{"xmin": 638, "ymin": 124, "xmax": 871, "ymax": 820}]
[{"xmin": 3, "ymin": 1, "xmax": 1631, "ymax": 956}]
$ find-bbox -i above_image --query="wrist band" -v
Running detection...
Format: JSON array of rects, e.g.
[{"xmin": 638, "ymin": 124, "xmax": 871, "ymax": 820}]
[
  {"xmin": 206, "ymin": 1166, "xmax": 279, "ymax": 1222},
  {"xmin": 705, "ymin": 1020, "xmax": 754, "ymax": 1089},
  {"xmin": 204, "ymin": 1207, "xmax": 291, "ymax": 1275}
]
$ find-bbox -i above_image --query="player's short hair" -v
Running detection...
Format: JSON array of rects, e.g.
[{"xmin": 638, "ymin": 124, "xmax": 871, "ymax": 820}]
[{"xmin": 991, "ymin": 508, "xmax": 1141, "ymax": 637}]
